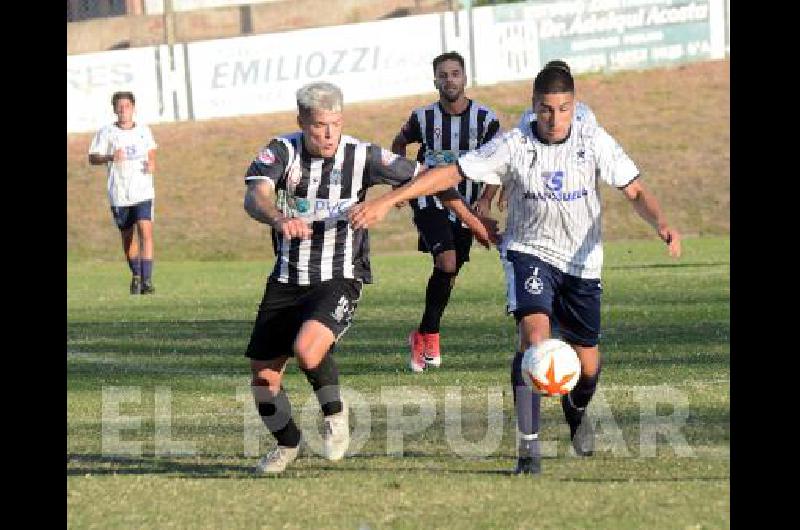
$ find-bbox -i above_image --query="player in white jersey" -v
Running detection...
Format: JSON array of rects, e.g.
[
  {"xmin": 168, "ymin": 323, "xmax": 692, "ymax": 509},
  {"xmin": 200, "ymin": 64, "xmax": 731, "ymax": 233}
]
[
  {"xmin": 475, "ymin": 60, "xmax": 596, "ymax": 216},
  {"xmin": 88, "ymin": 91, "xmax": 158, "ymax": 295},
  {"xmin": 350, "ymin": 62, "xmax": 681, "ymax": 475},
  {"xmin": 242, "ymin": 82, "xmax": 495, "ymax": 475},
  {"xmin": 392, "ymin": 51, "xmax": 502, "ymax": 373}
]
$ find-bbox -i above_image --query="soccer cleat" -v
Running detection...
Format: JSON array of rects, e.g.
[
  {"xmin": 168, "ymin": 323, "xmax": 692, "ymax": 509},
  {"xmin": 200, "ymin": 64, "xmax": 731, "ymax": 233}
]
[
  {"xmin": 408, "ymin": 330, "xmax": 427, "ymax": 372},
  {"xmin": 322, "ymin": 402, "xmax": 350, "ymax": 461},
  {"xmin": 562, "ymin": 394, "xmax": 594, "ymax": 456},
  {"xmin": 129, "ymin": 275, "xmax": 142, "ymax": 295},
  {"xmin": 255, "ymin": 444, "xmax": 300, "ymax": 474},
  {"xmin": 422, "ymin": 332, "xmax": 441, "ymax": 367},
  {"xmin": 141, "ymin": 278, "xmax": 155, "ymax": 295},
  {"xmin": 514, "ymin": 435, "xmax": 541, "ymax": 475},
  {"xmin": 514, "ymin": 456, "xmax": 541, "ymax": 475}
]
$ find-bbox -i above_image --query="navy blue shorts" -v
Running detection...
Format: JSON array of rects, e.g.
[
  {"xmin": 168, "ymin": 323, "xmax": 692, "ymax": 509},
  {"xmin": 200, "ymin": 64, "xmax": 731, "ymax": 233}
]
[
  {"xmin": 245, "ymin": 278, "xmax": 363, "ymax": 361},
  {"xmin": 502, "ymin": 250, "xmax": 602, "ymax": 347},
  {"xmin": 111, "ymin": 200, "xmax": 153, "ymax": 230},
  {"xmin": 413, "ymin": 207, "xmax": 473, "ymax": 267}
]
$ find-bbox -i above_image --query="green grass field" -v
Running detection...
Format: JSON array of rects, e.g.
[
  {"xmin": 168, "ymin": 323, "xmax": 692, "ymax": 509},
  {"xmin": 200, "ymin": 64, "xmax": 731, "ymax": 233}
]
[{"xmin": 67, "ymin": 236, "xmax": 729, "ymax": 529}]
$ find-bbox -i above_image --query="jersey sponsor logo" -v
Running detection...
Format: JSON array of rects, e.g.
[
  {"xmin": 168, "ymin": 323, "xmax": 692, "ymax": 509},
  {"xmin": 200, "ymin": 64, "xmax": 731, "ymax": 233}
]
[
  {"xmin": 424, "ymin": 149, "xmax": 462, "ymax": 168},
  {"xmin": 258, "ymin": 148, "xmax": 276, "ymax": 165},
  {"xmin": 287, "ymin": 197, "xmax": 356, "ymax": 220},
  {"xmin": 523, "ymin": 189, "xmax": 589, "ymax": 202},
  {"xmin": 524, "ymin": 268, "xmax": 543, "ymax": 295}
]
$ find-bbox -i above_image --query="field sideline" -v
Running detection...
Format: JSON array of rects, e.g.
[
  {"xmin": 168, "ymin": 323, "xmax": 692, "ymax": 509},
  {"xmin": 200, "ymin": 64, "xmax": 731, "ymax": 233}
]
[{"xmin": 67, "ymin": 236, "xmax": 729, "ymax": 528}]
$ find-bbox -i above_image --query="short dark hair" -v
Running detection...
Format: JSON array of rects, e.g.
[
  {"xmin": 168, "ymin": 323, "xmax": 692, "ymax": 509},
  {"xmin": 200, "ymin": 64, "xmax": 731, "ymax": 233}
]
[
  {"xmin": 543, "ymin": 59, "xmax": 571, "ymax": 74},
  {"xmin": 534, "ymin": 61, "xmax": 574, "ymax": 95},
  {"xmin": 432, "ymin": 51, "xmax": 465, "ymax": 73},
  {"xmin": 112, "ymin": 91, "xmax": 135, "ymax": 107}
]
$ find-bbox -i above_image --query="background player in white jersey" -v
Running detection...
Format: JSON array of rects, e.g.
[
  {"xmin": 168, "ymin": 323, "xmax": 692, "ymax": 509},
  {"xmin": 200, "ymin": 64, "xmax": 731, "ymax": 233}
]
[
  {"xmin": 475, "ymin": 60, "xmax": 596, "ymax": 215},
  {"xmin": 350, "ymin": 62, "xmax": 681, "ymax": 475},
  {"xmin": 242, "ymin": 81, "xmax": 494, "ymax": 474},
  {"xmin": 391, "ymin": 51, "xmax": 502, "ymax": 373},
  {"xmin": 88, "ymin": 91, "xmax": 158, "ymax": 295}
]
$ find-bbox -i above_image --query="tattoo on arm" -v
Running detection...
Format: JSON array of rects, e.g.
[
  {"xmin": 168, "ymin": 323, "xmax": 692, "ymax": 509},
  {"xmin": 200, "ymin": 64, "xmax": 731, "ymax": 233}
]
[{"xmin": 244, "ymin": 180, "xmax": 284, "ymax": 228}]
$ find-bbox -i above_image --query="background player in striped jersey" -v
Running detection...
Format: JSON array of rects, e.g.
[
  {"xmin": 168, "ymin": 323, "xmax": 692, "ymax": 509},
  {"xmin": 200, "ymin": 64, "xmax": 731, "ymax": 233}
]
[
  {"xmin": 391, "ymin": 51, "xmax": 502, "ymax": 373},
  {"xmin": 350, "ymin": 63, "xmax": 681, "ymax": 475},
  {"xmin": 88, "ymin": 91, "xmax": 158, "ymax": 295},
  {"xmin": 475, "ymin": 60, "xmax": 596, "ymax": 215},
  {"xmin": 242, "ymin": 81, "xmax": 495, "ymax": 474}
]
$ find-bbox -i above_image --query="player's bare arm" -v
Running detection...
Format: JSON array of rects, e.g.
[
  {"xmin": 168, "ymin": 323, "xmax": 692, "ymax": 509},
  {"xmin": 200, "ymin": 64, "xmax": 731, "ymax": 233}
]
[
  {"xmin": 440, "ymin": 192, "xmax": 500, "ymax": 249},
  {"xmin": 244, "ymin": 180, "xmax": 312, "ymax": 239},
  {"xmin": 474, "ymin": 184, "xmax": 500, "ymax": 215},
  {"xmin": 621, "ymin": 178, "xmax": 681, "ymax": 257},
  {"xmin": 145, "ymin": 149, "xmax": 156, "ymax": 174},
  {"xmin": 350, "ymin": 164, "xmax": 462, "ymax": 229}
]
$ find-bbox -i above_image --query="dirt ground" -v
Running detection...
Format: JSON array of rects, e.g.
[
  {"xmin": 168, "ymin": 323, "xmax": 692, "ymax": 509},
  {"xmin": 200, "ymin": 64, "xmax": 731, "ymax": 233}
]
[{"xmin": 67, "ymin": 59, "xmax": 729, "ymax": 261}]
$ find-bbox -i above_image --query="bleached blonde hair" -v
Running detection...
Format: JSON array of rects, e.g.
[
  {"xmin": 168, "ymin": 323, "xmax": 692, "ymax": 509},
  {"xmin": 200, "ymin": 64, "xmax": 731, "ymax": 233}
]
[{"xmin": 296, "ymin": 82, "xmax": 343, "ymax": 118}]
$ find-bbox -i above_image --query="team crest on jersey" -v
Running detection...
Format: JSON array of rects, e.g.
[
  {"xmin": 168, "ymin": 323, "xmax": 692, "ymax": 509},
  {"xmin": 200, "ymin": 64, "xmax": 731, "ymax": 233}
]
[
  {"xmin": 433, "ymin": 127, "xmax": 442, "ymax": 140},
  {"xmin": 258, "ymin": 148, "xmax": 276, "ymax": 165},
  {"xmin": 331, "ymin": 295, "xmax": 353, "ymax": 324},
  {"xmin": 576, "ymin": 148, "xmax": 586, "ymax": 163},
  {"xmin": 524, "ymin": 268, "xmax": 543, "ymax": 295},
  {"xmin": 293, "ymin": 198, "xmax": 310, "ymax": 213},
  {"xmin": 330, "ymin": 168, "xmax": 343, "ymax": 186}
]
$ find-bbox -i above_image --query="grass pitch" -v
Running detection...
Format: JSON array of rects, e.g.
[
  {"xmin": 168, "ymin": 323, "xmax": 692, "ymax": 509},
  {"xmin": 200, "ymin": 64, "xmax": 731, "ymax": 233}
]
[{"xmin": 67, "ymin": 236, "xmax": 729, "ymax": 529}]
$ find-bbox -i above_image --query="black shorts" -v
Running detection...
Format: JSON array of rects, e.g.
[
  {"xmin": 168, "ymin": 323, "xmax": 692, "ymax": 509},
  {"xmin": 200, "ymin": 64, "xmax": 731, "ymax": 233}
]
[
  {"xmin": 413, "ymin": 207, "xmax": 473, "ymax": 267},
  {"xmin": 244, "ymin": 278, "xmax": 363, "ymax": 361},
  {"xmin": 110, "ymin": 200, "xmax": 153, "ymax": 230}
]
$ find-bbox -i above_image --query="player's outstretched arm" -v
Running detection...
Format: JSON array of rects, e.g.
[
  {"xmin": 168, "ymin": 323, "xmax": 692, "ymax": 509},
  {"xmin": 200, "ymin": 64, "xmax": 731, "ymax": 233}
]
[
  {"xmin": 244, "ymin": 180, "xmax": 311, "ymax": 239},
  {"xmin": 621, "ymin": 179, "xmax": 681, "ymax": 257},
  {"xmin": 474, "ymin": 184, "xmax": 500, "ymax": 215},
  {"xmin": 349, "ymin": 164, "xmax": 462, "ymax": 229}
]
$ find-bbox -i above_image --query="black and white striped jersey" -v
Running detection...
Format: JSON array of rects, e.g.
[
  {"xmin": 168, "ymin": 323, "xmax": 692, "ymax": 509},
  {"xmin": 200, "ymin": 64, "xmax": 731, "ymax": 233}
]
[
  {"xmin": 245, "ymin": 133, "xmax": 419, "ymax": 285},
  {"xmin": 399, "ymin": 99, "xmax": 500, "ymax": 222},
  {"xmin": 456, "ymin": 121, "xmax": 639, "ymax": 279}
]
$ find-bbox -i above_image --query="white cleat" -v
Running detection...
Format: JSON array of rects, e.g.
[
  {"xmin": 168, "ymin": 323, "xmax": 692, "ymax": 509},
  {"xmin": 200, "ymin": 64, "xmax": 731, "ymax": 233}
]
[
  {"xmin": 255, "ymin": 444, "xmax": 299, "ymax": 474},
  {"xmin": 323, "ymin": 403, "xmax": 350, "ymax": 461}
]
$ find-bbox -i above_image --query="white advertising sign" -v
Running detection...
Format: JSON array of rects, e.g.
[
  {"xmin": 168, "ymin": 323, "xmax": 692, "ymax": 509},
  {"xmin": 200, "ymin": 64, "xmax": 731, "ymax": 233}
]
[
  {"xmin": 186, "ymin": 14, "xmax": 443, "ymax": 120},
  {"xmin": 67, "ymin": 47, "xmax": 165, "ymax": 133}
]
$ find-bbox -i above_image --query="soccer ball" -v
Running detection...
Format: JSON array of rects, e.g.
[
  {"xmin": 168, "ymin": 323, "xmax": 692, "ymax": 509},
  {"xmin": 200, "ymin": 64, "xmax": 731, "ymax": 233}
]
[{"xmin": 521, "ymin": 339, "xmax": 581, "ymax": 397}]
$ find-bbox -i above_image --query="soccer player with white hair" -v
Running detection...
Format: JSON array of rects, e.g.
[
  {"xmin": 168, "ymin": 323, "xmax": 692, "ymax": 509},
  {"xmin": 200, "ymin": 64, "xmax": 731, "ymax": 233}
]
[
  {"xmin": 350, "ymin": 62, "xmax": 681, "ymax": 475},
  {"xmin": 242, "ymin": 81, "xmax": 494, "ymax": 474}
]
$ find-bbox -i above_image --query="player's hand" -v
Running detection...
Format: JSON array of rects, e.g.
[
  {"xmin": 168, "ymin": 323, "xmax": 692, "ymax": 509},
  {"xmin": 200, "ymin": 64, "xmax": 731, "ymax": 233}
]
[
  {"xmin": 113, "ymin": 148, "xmax": 126, "ymax": 162},
  {"xmin": 658, "ymin": 226, "xmax": 682, "ymax": 258},
  {"xmin": 349, "ymin": 198, "xmax": 394, "ymax": 230},
  {"xmin": 466, "ymin": 215, "xmax": 500, "ymax": 249},
  {"xmin": 473, "ymin": 197, "xmax": 491, "ymax": 216},
  {"xmin": 497, "ymin": 190, "xmax": 507, "ymax": 212},
  {"xmin": 277, "ymin": 218, "xmax": 312, "ymax": 240}
]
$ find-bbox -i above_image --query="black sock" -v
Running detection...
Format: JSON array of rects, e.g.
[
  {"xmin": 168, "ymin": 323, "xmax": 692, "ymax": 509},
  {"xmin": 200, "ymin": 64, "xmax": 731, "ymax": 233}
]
[
  {"xmin": 254, "ymin": 386, "xmax": 302, "ymax": 447},
  {"xmin": 301, "ymin": 352, "xmax": 342, "ymax": 417},
  {"xmin": 418, "ymin": 267, "xmax": 456, "ymax": 334},
  {"xmin": 141, "ymin": 259, "xmax": 153, "ymax": 281},
  {"xmin": 569, "ymin": 361, "xmax": 602, "ymax": 410},
  {"xmin": 511, "ymin": 350, "xmax": 541, "ymax": 436},
  {"xmin": 128, "ymin": 258, "xmax": 141, "ymax": 277}
]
